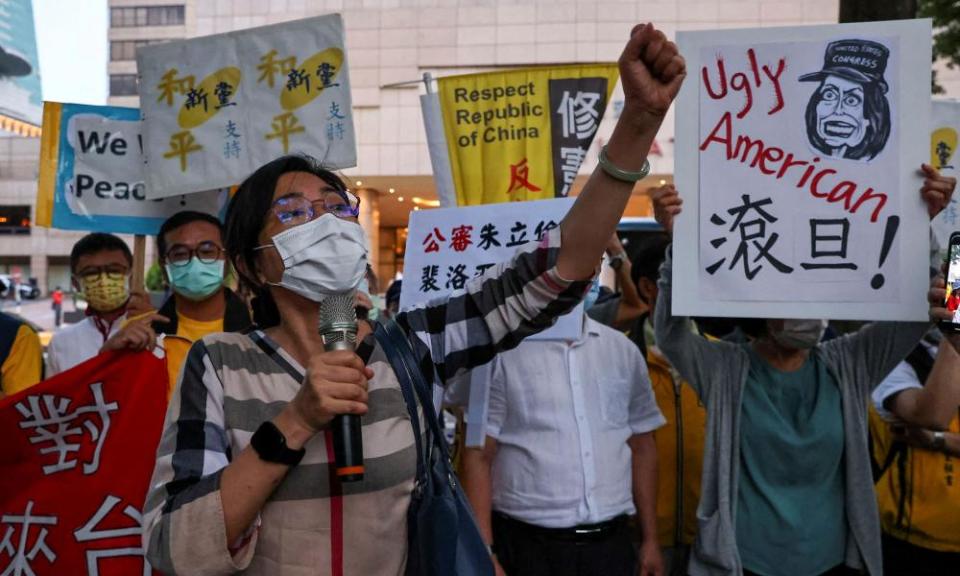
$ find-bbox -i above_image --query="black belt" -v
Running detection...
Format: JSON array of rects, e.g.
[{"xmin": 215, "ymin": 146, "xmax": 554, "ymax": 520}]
[{"xmin": 493, "ymin": 511, "xmax": 629, "ymax": 542}]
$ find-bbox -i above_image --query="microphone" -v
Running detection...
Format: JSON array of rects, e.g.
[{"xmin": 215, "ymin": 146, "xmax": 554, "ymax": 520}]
[{"xmin": 319, "ymin": 293, "xmax": 364, "ymax": 482}]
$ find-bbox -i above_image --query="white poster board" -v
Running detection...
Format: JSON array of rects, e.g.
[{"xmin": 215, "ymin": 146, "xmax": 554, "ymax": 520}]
[
  {"xmin": 674, "ymin": 19, "xmax": 931, "ymax": 321},
  {"xmin": 930, "ymin": 99, "xmax": 960, "ymax": 258},
  {"xmin": 46, "ymin": 104, "xmax": 226, "ymax": 235},
  {"xmin": 137, "ymin": 14, "xmax": 356, "ymax": 198},
  {"xmin": 400, "ymin": 198, "xmax": 582, "ymax": 340}
]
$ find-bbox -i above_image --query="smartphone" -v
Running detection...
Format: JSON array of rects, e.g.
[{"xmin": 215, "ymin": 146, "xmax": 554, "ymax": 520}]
[{"xmin": 941, "ymin": 232, "xmax": 960, "ymax": 333}]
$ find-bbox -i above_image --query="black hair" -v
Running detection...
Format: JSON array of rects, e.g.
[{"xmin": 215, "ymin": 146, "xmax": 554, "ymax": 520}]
[
  {"xmin": 386, "ymin": 279, "xmax": 402, "ymax": 306},
  {"xmin": 70, "ymin": 232, "xmax": 132, "ymax": 273},
  {"xmin": 630, "ymin": 232, "xmax": 672, "ymax": 288},
  {"xmin": 734, "ymin": 317, "xmax": 768, "ymax": 339},
  {"xmin": 804, "ymin": 79, "xmax": 891, "ymax": 161},
  {"xmin": 224, "ymin": 154, "xmax": 349, "ymax": 328},
  {"xmin": 157, "ymin": 211, "xmax": 224, "ymax": 260}
]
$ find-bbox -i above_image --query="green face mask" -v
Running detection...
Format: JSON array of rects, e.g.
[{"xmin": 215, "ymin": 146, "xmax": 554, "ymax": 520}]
[{"xmin": 165, "ymin": 259, "xmax": 224, "ymax": 301}]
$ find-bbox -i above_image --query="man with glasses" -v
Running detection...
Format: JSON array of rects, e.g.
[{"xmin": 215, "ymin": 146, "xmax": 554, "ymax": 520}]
[
  {"xmin": 143, "ymin": 211, "xmax": 251, "ymax": 395},
  {"xmin": 47, "ymin": 232, "xmax": 142, "ymax": 376}
]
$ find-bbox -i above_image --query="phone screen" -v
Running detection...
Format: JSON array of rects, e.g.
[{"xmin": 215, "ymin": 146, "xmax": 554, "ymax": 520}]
[{"xmin": 944, "ymin": 236, "xmax": 960, "ymax": 331}]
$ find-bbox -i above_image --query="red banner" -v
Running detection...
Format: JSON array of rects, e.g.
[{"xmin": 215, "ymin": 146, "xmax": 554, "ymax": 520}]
[{"xmin": 0, "ymin": 350, "xmax": 168, "ymax": 575}]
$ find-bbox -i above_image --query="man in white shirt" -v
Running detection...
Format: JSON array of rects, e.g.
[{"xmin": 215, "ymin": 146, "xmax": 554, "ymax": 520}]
[
  {"xmin": 47, "ymin": 233, "xmax": 152, "ymax": 375},
  {"xmin": 462, "ymin": 315, "xmax": 666, "ymax": 576}
]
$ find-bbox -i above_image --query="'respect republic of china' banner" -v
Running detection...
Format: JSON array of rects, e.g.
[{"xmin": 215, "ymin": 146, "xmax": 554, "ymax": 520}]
[
  {"xmin": 0, "ymin": 350, "xmax": 168, "ymax": 575},
  {"xmin": 437, "ymin": 64, "xmax": 618, "ymax": 206}
]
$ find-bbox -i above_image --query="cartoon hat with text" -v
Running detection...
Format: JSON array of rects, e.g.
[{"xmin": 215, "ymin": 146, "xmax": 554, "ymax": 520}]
[{"xmin": 799, "ymin": 39, "xmax": 889, "ymax": 94}]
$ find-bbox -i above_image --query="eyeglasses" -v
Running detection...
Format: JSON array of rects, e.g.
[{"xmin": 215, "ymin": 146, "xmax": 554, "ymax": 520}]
[
  {"xmin": 75, "ymin": 265, "xmax": 128, "ymax": 283},
  {"xmin": 271, "ymin": 189, "xmax": 361, "ymax": 227},
  {"xmin": 165, "ymin": 241, "xmax": 225, "ymax": 267}
]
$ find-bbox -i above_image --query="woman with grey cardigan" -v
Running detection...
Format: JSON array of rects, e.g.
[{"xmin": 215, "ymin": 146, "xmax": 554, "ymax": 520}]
[{"xmin": 648, "ymin": 169, "xmax": 955, "ymax": 576}]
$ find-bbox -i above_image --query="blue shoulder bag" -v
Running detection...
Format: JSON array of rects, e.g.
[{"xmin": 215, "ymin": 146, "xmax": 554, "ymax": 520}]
[{"xmin": 374, "ymin": 319, "xmax": 494, "ymax": 576}]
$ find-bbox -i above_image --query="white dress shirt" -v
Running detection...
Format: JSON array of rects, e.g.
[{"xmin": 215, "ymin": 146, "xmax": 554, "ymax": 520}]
[
  {"xmin": 486, "ymin": 317, "xmax": 665, "ymax": 528},
  {"xmin": 871, "ymin": 339, "xmax": 936, "ymax": 422},
  {"xmin": 46, "ymin": 315, "xmax": 125, "ymax": 376}
]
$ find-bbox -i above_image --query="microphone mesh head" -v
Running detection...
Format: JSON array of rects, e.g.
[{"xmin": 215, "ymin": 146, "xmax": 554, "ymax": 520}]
[{"xmin": 319, "ymin": 293, "xmax": 358, "ymax": 349}]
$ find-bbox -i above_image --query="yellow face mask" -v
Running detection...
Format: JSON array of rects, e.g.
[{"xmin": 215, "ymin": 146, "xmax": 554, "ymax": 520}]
[{"xmin": 80, "ymin": 274, "xmax": 130, "ymax": 312}]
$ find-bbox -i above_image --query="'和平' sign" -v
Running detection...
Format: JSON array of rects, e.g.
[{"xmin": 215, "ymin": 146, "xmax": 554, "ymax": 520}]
[
  {"xmin": 137, "ymin": 13, "xmax": 355, "ymax": 199},
  {"xmin": 400, "ymin": 198, "xmax": 582, "ymax": 340},
  {"xmin": 673, "ymin": 19, "xmax": 932, "ymax": 321}
]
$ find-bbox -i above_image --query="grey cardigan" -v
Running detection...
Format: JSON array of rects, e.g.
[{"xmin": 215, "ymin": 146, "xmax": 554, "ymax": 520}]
[{"xmin": 653, "ymin": 248, "xmax": 929, "ymax": 576}]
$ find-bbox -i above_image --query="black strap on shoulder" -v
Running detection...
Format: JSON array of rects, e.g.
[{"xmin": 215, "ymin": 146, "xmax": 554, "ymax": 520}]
[
  {"xmin": 374, "ymin": 320, "xmax": 427, "ymax": 485},
  {"xmin": 904, "ymin": 343, "xmax": 935, "ymax": 386}
]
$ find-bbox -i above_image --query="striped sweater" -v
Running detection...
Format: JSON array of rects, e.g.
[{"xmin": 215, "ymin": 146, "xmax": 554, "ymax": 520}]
[{"xmin": 142, "ymin": 227, "xmax": 587, "ymax": 576}]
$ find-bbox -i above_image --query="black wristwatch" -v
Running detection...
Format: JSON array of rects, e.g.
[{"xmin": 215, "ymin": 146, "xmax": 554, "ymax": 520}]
[{"xmin": 251, "ymin": 421, "xmax": 306, "ymax": 466}]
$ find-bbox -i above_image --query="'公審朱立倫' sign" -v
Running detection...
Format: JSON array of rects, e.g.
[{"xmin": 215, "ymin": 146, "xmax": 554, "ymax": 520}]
[
  {"xmin": 137, "ymin": 13, "xmax": 355, "ymax": 199},
  {"xmin": 673, "ymin": 19, "xmax": 932, "ymax": 321},
  {"xmin": 400, "ymin": 198, "xmax": 582, "ymax": 340}
]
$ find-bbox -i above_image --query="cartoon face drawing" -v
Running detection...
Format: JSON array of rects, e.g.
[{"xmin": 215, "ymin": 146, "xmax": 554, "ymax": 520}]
[
  {"xmin": 814, "ymin": 75, "xmax": 869, "ymax": 149},
  {"xmin": 800, "ymin": 39, "xmax": 892, "ymax": 162}
]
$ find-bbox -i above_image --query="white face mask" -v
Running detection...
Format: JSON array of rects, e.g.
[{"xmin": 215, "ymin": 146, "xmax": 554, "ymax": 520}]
[
  {"xmin": 769, "ymin": 319, "xmax": 828, "ymax": 350},
  {"xmin": 256, "ymin": 213, "xmax": 369, "ymax": 302}
]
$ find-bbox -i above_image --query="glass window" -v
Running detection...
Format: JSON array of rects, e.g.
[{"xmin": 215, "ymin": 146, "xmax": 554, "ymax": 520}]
[
  {"xmin": 147, "ymin": 7, "xmax": 162, "ymax": 25},
  {"xmin": 110, "ymin": 74, "xmax": 139, "ymax": 96},
  {"xmin": 110, "ymin": 5, "xmax": 185, "ymax": 27},
  {"xmin": 170, "ymin": 6, "xmax": 185, "ymax": 25},
  {"xmin": 0, "ymin": 206, "xmax": 32, "ymax": 235}
]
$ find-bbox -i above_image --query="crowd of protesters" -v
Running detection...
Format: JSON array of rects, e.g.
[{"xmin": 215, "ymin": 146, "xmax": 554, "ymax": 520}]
[{"xmin": 3, "ymin": 20, "xmax": 960, "ymax": 576}]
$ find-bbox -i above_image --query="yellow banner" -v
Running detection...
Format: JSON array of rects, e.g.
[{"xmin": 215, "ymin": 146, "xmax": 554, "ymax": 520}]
[
  {"xmin": 35, "ymin": 101, "xmax": 62, "ymax": 228},
  {"xmin": 438, "ymin": 64, "xmax": 618, "ymax": 206}
]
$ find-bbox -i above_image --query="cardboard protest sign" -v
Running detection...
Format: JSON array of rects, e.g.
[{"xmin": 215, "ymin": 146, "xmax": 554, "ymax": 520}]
[
  {"xmin": 673, "ymin": 19, "xmax": 932, "ymax": 321},
  {"xmin": 137, "ymin": 14, "xmax": 355, "ymax": 198},
  {"xmin": 401, "ymin": 198, "xmax": 582, "ymax": 340},
  {"xmin": 436, "ymin": 65, "xmax": 618, "ymax": 206},
  {"xmin": 930, "ymin": 99, "xmax": 960, "ymax": 257},
  {"xmin": 37, "ymin": 102, "xmax": 228, "ymax": 235},
  {"xmin": 0, "ymin": 350, "xmax": 168, "ymax": 575}
]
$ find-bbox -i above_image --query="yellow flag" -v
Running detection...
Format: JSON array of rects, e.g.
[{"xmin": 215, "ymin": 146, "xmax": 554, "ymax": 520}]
[
  {"xmin": 36, "ymin": 101, "xmax": 62, "ymax": 228},
  {"xmin": 438, "ymin": 64, "xmax": 619, "ymax": 206}
]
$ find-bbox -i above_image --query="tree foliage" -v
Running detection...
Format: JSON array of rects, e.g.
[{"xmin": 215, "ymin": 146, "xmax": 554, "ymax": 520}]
[{"xmin": 919, "ymin": 0, "xmax": 960, "ymax": 94}]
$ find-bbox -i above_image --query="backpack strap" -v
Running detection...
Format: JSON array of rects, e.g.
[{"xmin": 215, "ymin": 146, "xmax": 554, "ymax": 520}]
[
  {"xmin": 373, "ymin": 320, "xmax": 427, "ymax": 488},
  {"xmin": 380, "ymin": 319, "xmax": 452, "ymax": 461},
  {"xmin": 903, "ymin": 343, "xmax": 935, "ymax": 386}
]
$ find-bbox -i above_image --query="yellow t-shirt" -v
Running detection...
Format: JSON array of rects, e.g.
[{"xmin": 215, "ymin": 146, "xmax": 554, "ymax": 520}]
[
  {"xmin": 1, "ymin": 324, "xmax": 43, "ymax": 396},
  {"xmin": 164, "ymin": 313, "xmax": 224, "ymax": 399}
]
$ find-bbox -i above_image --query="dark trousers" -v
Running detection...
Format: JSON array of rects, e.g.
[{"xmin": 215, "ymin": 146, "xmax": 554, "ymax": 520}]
[
  {"xmin": 882, "ymin": 533, "xmax": 960, "ymax": 576},
  {"xmin": 492, "ymin": 512, "xmax": 636, "ymax": 576}
]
